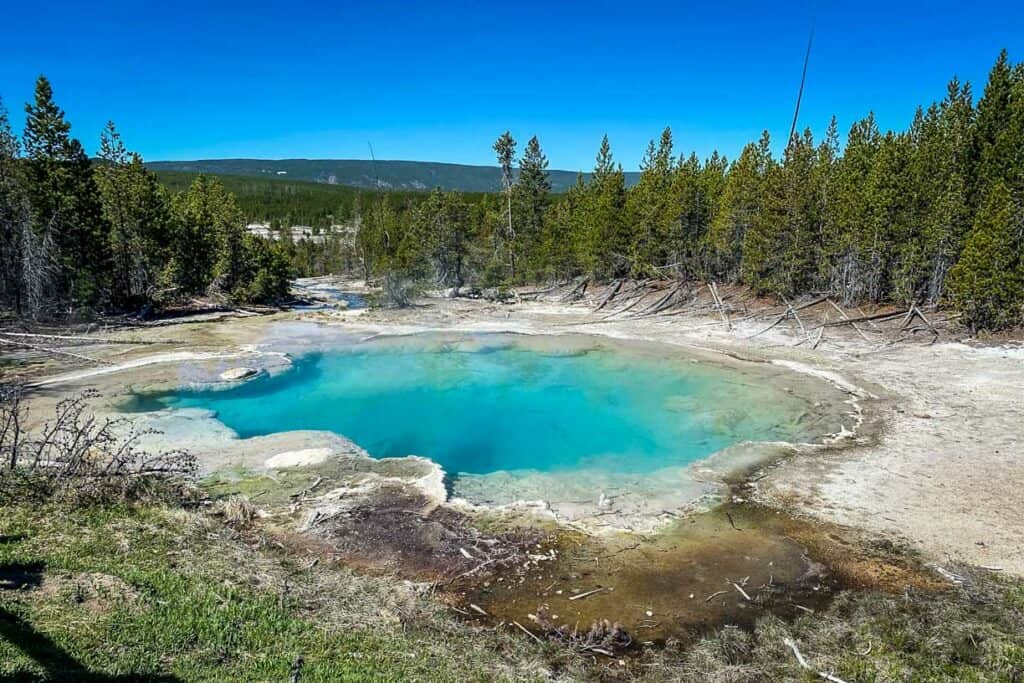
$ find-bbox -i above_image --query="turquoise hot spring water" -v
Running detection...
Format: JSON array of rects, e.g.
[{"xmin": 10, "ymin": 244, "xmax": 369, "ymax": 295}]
[{"xmin": 137, "ymin": 335, "xmax": 827, "ymax": 478}]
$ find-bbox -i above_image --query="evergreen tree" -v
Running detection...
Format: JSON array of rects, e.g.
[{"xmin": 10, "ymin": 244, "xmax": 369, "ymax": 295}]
[
  {"xmin": 0, "ymin": 98, "xmax": 29, "ymax": 313},
  {"xmin": 21, "ymin": 76, "xmax": 108, "ymax": 313},
  {"xmin": 822, "ymin": 114, "xmax": 882, "ymax": 303},
  {"xmin": 667, "ymin": 150, "xmax": 727, "ymax": 279},
  {"xmin": 515, "ymin": 136, "xmax": 551, "ymax": 278},
  {"xmin": 742, "ymin": 129, "xmax": 823, "ymax": 295},
  {"xmin": 412, "ymin": 189, "xmax": 474, "ymax": 291},
  {"xmin": 165, "ymin": 175, "xmax": 237, "ymax": 297},
  {"xmin": 541, "ymin": 173, "xmax": 585, "ymax": 280},
  {"xmin": 237, "ymin": 233, "xmax": 293, "ymax": 303},
  {"xmin": 95, "ymin": 122, "xmax": 172, "ymax": 306},
  {"xmin": 708, "ymin": 132, "xmax": 772, "ymax": 280},
  {"xmin": 583, "ymin": 136, "xmax": 629, "ymax": 278},
  {"xmin": 974, "ymin": 50, "xmax": 1018, "ymax": 196},
  {"xmin": 949, "ymin": 181, "xmax": 1023, "ymax": 330},
  {"xmin": 903, "ymin": 81, "xmax": 976, "ymax": 304},
  {"xmin": 626, "ymin": 127, "xmax": 675, "ymax": 275},
  {"xmin": 492, "ymin": 131, "xmax": 517, "ymax": 281},
  {"xmin": 861, "ymin": 132, "xmax": 914, "ymax": 302}
]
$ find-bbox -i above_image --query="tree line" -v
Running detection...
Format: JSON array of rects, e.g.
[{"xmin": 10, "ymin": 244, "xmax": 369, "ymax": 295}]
[
  {"xmin": 357, "ymin": 50, "xmax": 1024, "ymax": 331},
  {"xmin": 3, "ymin": 52, "xmax": 1023, "ymax": 331},
  {"xmin": 0, "ymin": 77, "xmax": 293, "ymax": 320}
]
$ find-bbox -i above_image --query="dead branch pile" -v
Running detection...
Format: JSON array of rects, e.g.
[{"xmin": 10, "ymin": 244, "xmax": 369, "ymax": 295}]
[
  {"xmin": 529, "ymin": 605, "xmax": 632, "ymax": 656},
  {"xmin": 538, "ymin": 277, "xmax": 961, "ymax": 347}
]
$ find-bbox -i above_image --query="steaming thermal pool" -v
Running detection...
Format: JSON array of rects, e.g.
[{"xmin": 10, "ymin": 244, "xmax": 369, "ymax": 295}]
[{"xmin": 139, "ymin": 334, "xmax": 844, "ymax": 483}]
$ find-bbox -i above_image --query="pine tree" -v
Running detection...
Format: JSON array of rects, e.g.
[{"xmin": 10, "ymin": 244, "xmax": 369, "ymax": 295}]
[
  {"xmin": 902, "ymin": 81, "xmax": 976, "ymax": 304},
  {"xmin": 974, "ymin": 50, "xmax": 1018, "ymax": 196},
  {"xmin": 949, "ymin": 181, "xmax": 1023, "ymax": 330},
  {"xmin": 0, "ymin": 98, "xmax": 30, "ymax": 313},
  {"xmin": 412, "ymin": 189, "xmax": 473, "ymax": 291},
  {"xmin": 860, "ymin": 132, "xmax": 914, "ymax": 302},
  {"xmin": 165, "ymin": 175, "xmax": 241, "ymax": 297},
  {"xmin": 666, "ymin": 150, "xmax": 727, "ymax": 279},
  {"xmin": 583, "ymin": 135, "xmax": 629, "ymax": 278},
  {"xmin": 742, "ymin": 129, "xmax": 823, "ymax": 295},
  {"xmin": 492, "ymin": 131, "xmax": 517, "ymax": 281},
  {"xmin": 515, "ymin": 136, "xmax": 551, "ymax": 278},
  {"xmin": 822, "ymin": 114, "xmax": 882, "ymax": 302},
  {"xmin": 626, "ymin": 127, "xmax": 675, "ymax": 275},
  {"xmin": 541, "ymin": 173, "xmax": 585, "ymax": 280},
  {"xmin": 95, "ymin": 122, "xmax": 172, "ymax": 306},
  {"xmin": 21, "ymin": 76, "xmax": 108, "ymax": 313},
  {"xmin": 708, "ymin": 132, "xmax": 772, "ymax": 280}
]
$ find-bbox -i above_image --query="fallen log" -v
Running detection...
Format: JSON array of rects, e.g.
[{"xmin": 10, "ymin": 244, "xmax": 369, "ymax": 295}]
[
  {"xmin": 811, "ymin": 326, "xmax": 825, "ymax": 349},
  {"xmin": 592, "ymin": 279, "xmax": 623, "ymax": 312},
  {"xmin": 791, "ymin": 295, "xmax": 830, "ymax": 312},
  {"xmin": 634, "ymin": 281, "xmax": 685, "ymax": 317},
  {"xmin": 512, "ymin": 620, "xmax": 543, "ymax": 644},
  {"xmin": 781, "ymin": 295, "xmax": 807, "ymax": 337},
  {"xmin": 0, "ymin": 336, "xmax": 112, "ymax": 365},
  {"xmin": 568, "ymin": 587, "xmax": 607, "ymax": 601},
  {"xmin": 560, "ymin": 277, "xmax": 590, "ymax": 303},
  {"xmin": 750, "ymin": 310, "xmax": 790, "ymax": 338},
  {"xmin": 0, "ymin": 332, "xmax": 175, "ymax": 345},
  {"xmin": 598, "ymin": 282, "xmax": 656, "ymax": 320},
  {"xmin": 825, "ymin": 299, "xmax": 872, "ymax": 341},
  {"xmin": 518, "ymin": 283, "xmax": 563, "ymax": 298},
  {"xmin": 816, "ymin": 309, "xmax": 910, "ymax": 328}
]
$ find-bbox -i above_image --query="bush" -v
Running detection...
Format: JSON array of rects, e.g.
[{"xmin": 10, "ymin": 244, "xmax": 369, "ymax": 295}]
[{"xmin": 0, "ymin": 384, "xmax": 196, "ymax": 504}]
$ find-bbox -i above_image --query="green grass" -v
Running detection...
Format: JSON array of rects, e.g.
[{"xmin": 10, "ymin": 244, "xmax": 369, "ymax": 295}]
[
  {"xmin": 0, "ymin": 503, "xmax": 548, "ymax": 682},
  {"xmin": 3, "ymin": 498, "xmax": 1024, "ymax": 682}
]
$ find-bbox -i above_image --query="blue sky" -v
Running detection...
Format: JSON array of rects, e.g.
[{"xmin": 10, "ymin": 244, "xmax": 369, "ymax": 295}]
[{"xmin": 2, "ymin": 0, "xmax": 1022, "ymax": 171}]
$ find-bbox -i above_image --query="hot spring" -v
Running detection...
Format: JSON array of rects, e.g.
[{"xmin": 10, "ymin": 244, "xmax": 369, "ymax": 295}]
[{"xmin": 135, "ymin": 334, "xmax": 846, "ymax": 493}]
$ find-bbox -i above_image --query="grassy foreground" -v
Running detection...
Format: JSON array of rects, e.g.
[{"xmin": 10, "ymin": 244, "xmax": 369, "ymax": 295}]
[
  {"xmin": 2, "ymin": 501, "xmax": 1024, "ymax": 682},
  {"xmin": 0, "ymin": 503, "xmax": 550, "ymax": 682}
]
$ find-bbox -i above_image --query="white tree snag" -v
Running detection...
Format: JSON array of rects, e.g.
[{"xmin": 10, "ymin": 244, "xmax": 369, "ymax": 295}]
[{"xmin": 709, "ymin": 281, "xmax": 732, "ymax": 330}]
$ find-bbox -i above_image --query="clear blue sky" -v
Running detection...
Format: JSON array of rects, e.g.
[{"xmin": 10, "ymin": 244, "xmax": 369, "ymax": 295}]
[{"xmin": 2, "ymin": 0, "xmax": 1022, "ymax": 171}]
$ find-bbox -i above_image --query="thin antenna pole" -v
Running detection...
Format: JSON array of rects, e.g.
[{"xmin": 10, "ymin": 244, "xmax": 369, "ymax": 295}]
[
  {"xmin": 788, "ymin": 20, "xmax": 815, "ymax": 147},
  {"xmin": 367, "ymin": 141, "xmax": 380, "ymax": 189}
]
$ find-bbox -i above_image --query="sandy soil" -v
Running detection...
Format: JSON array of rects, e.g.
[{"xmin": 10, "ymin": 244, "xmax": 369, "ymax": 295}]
[{"xmin": 10, "ymin": 284, "xmax": 1023, "ymax": 577}]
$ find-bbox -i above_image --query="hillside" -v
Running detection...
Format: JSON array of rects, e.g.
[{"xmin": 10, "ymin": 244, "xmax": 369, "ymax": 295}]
[
  {"xmin": 147, "ymin": 158, "xmax": 641, "ymax": 193},
  {"xmin": 153, "ymin": 170, "xmax": 491, "ymax": 228}
]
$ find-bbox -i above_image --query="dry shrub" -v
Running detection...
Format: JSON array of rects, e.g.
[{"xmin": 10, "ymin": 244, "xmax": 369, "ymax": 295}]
[
  {"xmin": 0, "ymin": 383, "xmax": 196, "ymax": 504},
  {"xmin": 215, "ymin": 495, "xmax": 258, "ymax": 527}
]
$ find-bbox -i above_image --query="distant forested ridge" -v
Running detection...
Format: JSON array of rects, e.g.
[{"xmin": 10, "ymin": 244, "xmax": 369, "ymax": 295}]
[
  {"xmin": 2, "ymin": 50, "xmax": 1024, "ymax": 331},
  {"xmin": 154, "ymin": 170, "xmax": 419, "ymax": 229},
  {"xmin": 147, "ymin": 158, "xmax": 641, "ymax": 193}
]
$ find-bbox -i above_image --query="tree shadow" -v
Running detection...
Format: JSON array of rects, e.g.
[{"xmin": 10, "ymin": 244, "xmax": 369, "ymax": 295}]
[
  {"xmin": 0, "ymin": 561, "xmax": 45, "ymax": 590},
  {"xmin": 0, "ymin": 558, "xmax": 180, "ymax": 682}
]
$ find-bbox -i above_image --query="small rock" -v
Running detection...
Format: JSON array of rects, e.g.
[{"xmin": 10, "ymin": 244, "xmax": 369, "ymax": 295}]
[{"xmin": 219, "ymin": 367, "xmax": 259, "ymax": 382}]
